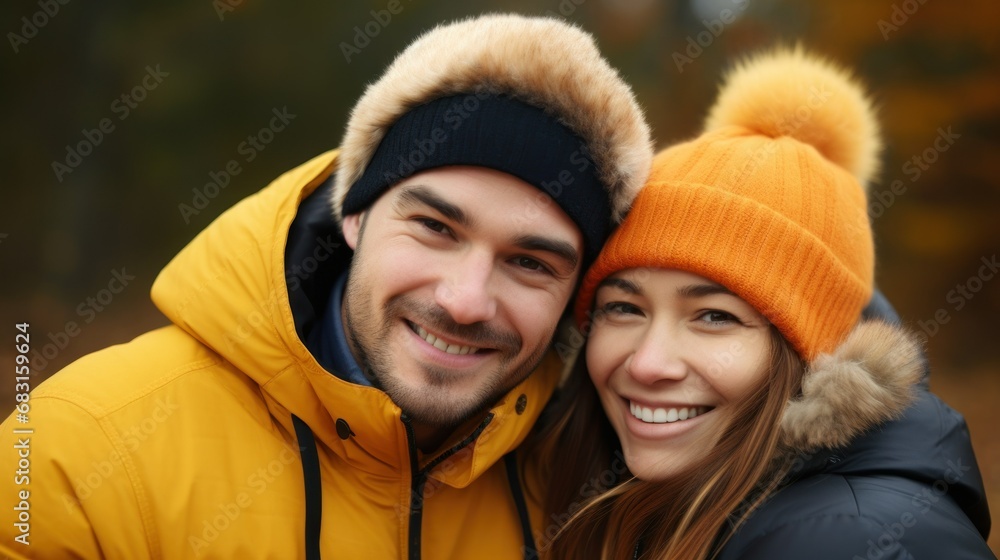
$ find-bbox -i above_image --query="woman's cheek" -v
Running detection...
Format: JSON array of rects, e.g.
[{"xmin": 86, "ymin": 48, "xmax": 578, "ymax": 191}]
[{"xmin": 587, "ymin": 327, "xmax": 626, "ymax": 385}]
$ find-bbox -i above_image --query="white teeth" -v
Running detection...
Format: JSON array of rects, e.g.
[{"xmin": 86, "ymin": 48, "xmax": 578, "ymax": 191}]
[
  {"xmin": 629, "ymin": 402, "xmax": 705, "ymax": 424},
  {"xmin": 413, "ymin": 324, "xmax": 478, "ymax": 356}
]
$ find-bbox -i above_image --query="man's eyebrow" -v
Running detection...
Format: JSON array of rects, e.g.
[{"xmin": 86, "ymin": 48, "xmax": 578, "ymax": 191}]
[
  {"xmin": 395, "ymin": 185, "xmax": 472, "ymax": 228},
  {"xmin": 597, "ymin": 277, "xmax": 641, "ymax": 294},
  {"xmin": 513, "ymin": 235, "xmax": 580, "ymax": 271},
  {"xmin": 677, "ymin": 283, "xmax": 734, "ymax": 299}
]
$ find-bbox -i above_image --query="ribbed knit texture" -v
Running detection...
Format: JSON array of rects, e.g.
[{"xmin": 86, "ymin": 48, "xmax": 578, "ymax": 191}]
[
  {"xmin": 576, "ymin": 126, "xmax": 874, "ymax": 360},
  {"xmin": 343, "ymin": 94, "xmax": 608, "ymax": 265}
]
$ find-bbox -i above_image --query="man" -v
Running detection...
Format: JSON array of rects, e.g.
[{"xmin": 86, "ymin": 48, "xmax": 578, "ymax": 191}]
[{"xmin": 0, "ymin": 14, "xmax": 652, "ymax": 559}]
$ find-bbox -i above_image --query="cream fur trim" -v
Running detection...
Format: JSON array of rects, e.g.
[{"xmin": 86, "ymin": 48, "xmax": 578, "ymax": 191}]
[
  {"xmin": 332, "ymin": 13, "xmax": 652, "ymax": 225},
  {"xmin": 780, "ymin": 320, "xmax": 923, "ymax": 453}
]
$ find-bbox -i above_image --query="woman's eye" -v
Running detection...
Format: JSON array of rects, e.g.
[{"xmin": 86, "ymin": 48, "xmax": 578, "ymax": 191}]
[
  {"xmin": 699, "ymin": 310, "xmax": 739, "ymax": 325},
  {"xmin": 601, "ymin": 301, "xmax": 642, "ymax": 316}
]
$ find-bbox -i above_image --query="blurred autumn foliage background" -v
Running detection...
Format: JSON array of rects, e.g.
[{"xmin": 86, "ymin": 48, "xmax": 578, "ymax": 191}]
[{"xmin": 1, "ymin": 0, "xmax": 998, "ymax": 552}]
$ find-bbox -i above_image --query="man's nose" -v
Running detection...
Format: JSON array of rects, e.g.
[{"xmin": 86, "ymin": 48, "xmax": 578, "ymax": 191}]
[{"xmin": 434, "ymin": 250, "xmax": 498, "ymax": 324}]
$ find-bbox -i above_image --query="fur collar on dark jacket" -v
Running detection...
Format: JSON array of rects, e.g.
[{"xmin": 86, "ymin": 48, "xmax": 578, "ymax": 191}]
[{"xmin": 780, "ymin": 320, "xmax": 923, "ymax": 453}]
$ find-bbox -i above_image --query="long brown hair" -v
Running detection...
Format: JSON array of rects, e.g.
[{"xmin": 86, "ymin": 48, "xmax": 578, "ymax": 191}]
[{"xmin": 527, "ymin": 325, "xmax": 803, "ymax": 559}]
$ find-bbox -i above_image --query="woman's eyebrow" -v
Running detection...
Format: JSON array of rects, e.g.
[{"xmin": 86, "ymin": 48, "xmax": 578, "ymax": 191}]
[
  {"xmin": 677, "ymin": 283, "xmax": 734, "ymax": 299},
  {"xmin": 597, "ymin": 277, "xmax": 641, "ymax": 294}
]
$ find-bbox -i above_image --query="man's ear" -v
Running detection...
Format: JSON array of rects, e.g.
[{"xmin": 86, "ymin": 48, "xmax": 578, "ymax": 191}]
[{"xmin": 342, "ymin": 212, "xmax": 364, "ymax": 250}]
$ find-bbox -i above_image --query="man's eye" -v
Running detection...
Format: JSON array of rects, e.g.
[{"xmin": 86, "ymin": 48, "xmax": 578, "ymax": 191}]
[
  {"xmin": 513, "ymin": 256, "xmax": 555, "ymax": 276},
  {"xmin": 418, "ymin": 218, "xmax": 448, "ymax": 234},
  {"xmin": 516, "ymin": 257, "xmax": 543, "ymax": 271}
]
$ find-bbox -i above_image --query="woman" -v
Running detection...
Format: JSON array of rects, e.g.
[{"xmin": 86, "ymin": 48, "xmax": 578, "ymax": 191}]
[{"xmin": 532, "ymin": 48, "xmax": 995, "ymax": 559}]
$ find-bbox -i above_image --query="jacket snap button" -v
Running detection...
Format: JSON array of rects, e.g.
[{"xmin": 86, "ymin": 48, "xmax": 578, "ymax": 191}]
[
  {"xmin": 336, "ymin": 418, "xmax": 354, "ymax": 440},
  {"xmin": 515, "ymin": 394, "xmax": 528, "ymax": 415}
]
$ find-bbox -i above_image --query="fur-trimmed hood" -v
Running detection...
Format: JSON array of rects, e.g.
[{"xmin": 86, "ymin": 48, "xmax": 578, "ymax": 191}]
[
  {"xmin": 779, "ymin": 319, "xmax": 924, "ymax": 453},
  {"xmin": 332, "ymin": 13, "xmax": 652, "ymax": 225}
]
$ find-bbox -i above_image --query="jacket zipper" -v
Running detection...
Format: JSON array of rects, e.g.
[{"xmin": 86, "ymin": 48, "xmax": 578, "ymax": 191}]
[{"xmin": 401, "ymin": 413, "xmax": 495, "ymax": 560}]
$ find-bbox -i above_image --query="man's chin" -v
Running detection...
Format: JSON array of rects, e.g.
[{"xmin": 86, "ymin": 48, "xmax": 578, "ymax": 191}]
[
  {"xmin": 391, "ymin": 388, "xmax": 491, "ymax": 428},
  {"xmin": 372, "ymin": 354, "xmax": 541, "ymax": 428}
]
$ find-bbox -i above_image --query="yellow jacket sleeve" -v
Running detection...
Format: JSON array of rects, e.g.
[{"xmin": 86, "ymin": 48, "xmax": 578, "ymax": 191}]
[{"xmin": 0, "ymin": 395, "xmax": 153, "ymax": 559}]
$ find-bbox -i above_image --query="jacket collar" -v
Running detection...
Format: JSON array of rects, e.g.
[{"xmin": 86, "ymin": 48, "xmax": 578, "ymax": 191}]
[
  {"xmin": 152, "ymin": 150, "xmax": 563, "ymax": 482},
  {"xmin": 779, "ymin": 319, "xmax": 924, "ymax": 454},
  {"xmin": 773, "ymin": 318, "xmax": 991, "ymax": 537}
]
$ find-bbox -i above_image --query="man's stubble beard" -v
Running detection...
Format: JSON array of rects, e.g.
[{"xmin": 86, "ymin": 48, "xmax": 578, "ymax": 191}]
[{"xmin": 343, "ymin": 231, "xmax": 555, "ymax": 429}]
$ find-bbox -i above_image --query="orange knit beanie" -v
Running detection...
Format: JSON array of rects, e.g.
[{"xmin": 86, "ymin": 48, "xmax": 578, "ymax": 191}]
[{"xmin": 576, "ymin": 47, "xmax": 881, "ymax": 360}]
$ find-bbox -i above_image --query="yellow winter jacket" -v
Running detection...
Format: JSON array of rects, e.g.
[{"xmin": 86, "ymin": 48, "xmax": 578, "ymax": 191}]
[{"xmin": 0, "ymin": 150, "xmax": 561, "ymax": 559}]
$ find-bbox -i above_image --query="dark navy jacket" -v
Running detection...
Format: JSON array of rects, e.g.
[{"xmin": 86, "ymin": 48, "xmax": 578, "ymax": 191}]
[
  {"xmin": 717, "ymin": 390, "xmax": 993, "ymax": 559},
  {"xmin": 717, "ymin": 293, "xmax": 994, "ymax": 560}
]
